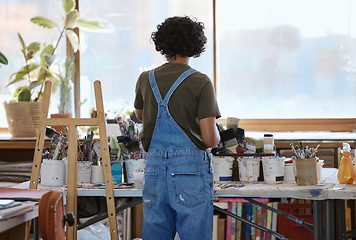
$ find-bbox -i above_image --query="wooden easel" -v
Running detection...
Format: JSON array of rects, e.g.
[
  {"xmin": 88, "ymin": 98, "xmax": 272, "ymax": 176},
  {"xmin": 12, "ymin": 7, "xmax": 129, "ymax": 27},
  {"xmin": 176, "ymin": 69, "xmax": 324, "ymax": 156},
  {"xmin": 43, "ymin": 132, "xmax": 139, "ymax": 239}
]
[{"xmin": 27, "ymin": 80, "xmax": 119, "ymax": 240}]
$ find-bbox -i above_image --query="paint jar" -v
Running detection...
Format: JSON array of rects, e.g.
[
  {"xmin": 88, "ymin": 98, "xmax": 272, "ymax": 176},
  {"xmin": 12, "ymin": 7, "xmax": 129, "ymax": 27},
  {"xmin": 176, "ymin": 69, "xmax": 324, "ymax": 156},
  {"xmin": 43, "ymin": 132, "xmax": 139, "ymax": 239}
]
[
  {"xmin": 111, "ymin": 163, "xmax": 123, "ymax": 184},
  {"xmin": 77, "ymin": 161, "xmax": 92, "ymax": 184},
  {"xmin": 212, "ymin": 156, "xmax": 235, "ymax": 183},
  {"xmin": 237, "ymin": 157, "xmax": 260, "ymax": 183},
  {"xmin": 41, "ymin": 159, "xmax": 65, "ymax": 186},
  {"xmin": 284, "ymin": 162, "xmax": 296, "ymax": 183},
  {"xmin": 261, "ymin": 156, "xmax": 284, "ymax": 184},
  {"xmin": 91, "ymin": 165, "xmax": 104, "ymax": 183},
  {"xmin": 124, "ymin": 159, "xmax": 146, "ymax": 183},
  {"xmin": 133, "ymin": 171, "xmax": 145, "ymax": 189},
  {"xmin": 263, "ymin": 134, "xmax": 274, "ymax": 154},
  {"xmin": 295, "ymin": 158, "xmax": 317, "ymax": 186}
]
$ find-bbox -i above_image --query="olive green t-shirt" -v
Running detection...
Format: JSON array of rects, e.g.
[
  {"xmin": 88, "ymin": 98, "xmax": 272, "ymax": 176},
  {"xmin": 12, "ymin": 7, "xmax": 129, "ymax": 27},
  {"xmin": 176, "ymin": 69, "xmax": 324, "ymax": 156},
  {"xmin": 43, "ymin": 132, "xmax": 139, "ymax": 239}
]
[{"xmin": 134, "ymin": 63, "xmax": 221, "ymax": 151}]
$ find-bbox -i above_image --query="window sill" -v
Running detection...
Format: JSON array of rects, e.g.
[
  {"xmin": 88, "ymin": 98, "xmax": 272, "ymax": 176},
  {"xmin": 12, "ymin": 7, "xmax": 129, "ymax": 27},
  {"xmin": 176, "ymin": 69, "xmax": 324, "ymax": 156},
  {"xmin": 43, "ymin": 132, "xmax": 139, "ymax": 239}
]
[{"xmin": 217, "ymin": 118, "xmax": 356, "ymax": 132}]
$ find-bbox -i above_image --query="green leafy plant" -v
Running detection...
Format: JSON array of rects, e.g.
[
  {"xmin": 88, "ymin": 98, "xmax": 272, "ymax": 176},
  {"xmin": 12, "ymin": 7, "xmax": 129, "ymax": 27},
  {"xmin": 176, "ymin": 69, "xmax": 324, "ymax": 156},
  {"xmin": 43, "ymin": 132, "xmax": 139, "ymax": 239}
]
[
  {"xmin": 8, "ymin": 34, "xmax": 58, "ymax": 101},
  {"xmin": 6, "ymin": 0, "xmax": 103, "ymax": 102},
  {"xmin": 0, "ymin": 51, "xmax": 8, "ymax": 66}
]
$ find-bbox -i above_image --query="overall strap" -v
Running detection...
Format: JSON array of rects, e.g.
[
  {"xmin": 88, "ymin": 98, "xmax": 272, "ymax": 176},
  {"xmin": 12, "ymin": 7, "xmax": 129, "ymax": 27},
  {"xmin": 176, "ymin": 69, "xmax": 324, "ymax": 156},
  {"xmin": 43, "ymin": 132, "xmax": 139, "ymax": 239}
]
[
  {"xmin": 163, "ymin": 68, "xmax": 197, "ymax": 103},
  {"xmin": 148, "ymin": 68, "xmax": 198, "ymax": 105},
  {"xmin": 148, "ymin": 69, "xmax": 163, "ymax": 104}
]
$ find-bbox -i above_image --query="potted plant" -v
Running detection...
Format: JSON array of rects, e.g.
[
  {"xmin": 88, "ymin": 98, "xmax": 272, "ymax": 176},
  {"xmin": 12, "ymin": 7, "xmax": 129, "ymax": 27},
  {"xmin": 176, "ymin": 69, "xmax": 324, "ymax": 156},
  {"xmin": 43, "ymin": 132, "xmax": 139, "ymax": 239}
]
[
  {"xmin": 3, "ymin": 36, "xmax": 51, "ymax": 137},
  {"xmin": 4, "ymin": 0, "xmax": 103, "ymax": 137}
]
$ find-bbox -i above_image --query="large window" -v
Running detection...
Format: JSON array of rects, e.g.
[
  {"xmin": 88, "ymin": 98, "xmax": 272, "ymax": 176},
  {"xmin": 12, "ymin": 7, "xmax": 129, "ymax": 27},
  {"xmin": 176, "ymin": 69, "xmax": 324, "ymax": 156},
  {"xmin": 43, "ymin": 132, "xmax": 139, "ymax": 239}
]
[
  {"xmin": 78, "ymin": 0, "xmax": 213, "ymax": 119},
  {"xmin": 216, "ymin": 0, "xmax": 356, "ymax": 118},
  {"xmin": 0, "ymin": 0, "xmax": 67, "ymax": 127}
]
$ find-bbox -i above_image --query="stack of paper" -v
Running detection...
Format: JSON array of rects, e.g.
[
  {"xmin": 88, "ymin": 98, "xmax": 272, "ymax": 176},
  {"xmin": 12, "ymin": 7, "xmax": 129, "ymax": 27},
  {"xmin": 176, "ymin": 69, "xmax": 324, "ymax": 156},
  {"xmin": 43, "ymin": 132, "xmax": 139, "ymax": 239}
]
[
  {"xmin": 0, "ymin": 201, "xmax": 37, "ymax": 220},
  {"xmin": 0, "ymin": 199, "xmax": 21, "ymax": 210}
]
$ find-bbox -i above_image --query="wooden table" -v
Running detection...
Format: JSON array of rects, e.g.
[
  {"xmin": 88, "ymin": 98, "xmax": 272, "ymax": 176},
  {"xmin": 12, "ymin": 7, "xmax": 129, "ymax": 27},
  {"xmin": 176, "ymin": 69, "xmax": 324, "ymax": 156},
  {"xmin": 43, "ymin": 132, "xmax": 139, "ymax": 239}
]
[
  {"xmin": 213, "ymin": 168, "xmax": 356, "ymax": 240},
  {"xmin": 0, "ymin": 203, "xmax": 39, "ymax": 239},
  {"xmin": 12, "ymin": 166, "xmax": 356, "ymax": 240}
]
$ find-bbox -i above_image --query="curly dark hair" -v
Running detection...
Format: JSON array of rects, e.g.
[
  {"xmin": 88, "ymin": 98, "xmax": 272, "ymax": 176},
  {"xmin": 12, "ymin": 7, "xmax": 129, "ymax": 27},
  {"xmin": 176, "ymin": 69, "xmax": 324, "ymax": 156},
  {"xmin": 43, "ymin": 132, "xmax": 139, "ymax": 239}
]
[{"xmin": 151, "ymin": 16, "xmax": 207, "ymax": 60}]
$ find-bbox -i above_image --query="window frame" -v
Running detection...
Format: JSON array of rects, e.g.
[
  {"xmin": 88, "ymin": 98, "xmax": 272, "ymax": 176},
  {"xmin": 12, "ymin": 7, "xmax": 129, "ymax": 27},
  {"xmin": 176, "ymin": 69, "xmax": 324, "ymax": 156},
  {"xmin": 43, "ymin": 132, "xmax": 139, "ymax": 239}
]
[
  {"xmin": 211, "ymin": 0, "xmax": 356, "ymax": 132},
  {"xmin": 217, "ymin": 118, "xmax": 356, "ymax": 132},
  {"xmin": 2, "ymin": 0, "xmax": 355, "ymax": 133}
]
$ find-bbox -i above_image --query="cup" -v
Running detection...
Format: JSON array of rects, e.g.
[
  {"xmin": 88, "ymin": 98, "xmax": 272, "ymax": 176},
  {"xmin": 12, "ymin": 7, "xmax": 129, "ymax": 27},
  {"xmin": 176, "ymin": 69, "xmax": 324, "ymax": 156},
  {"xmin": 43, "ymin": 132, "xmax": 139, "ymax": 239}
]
[
  {"xmin": 40, "ymin": 159, "xmax": 65, "ymax": 186},
  {"xmin": 284, "ymin": 163, "xmax": 296, "ymax": 183},
  {"xmin": 295, "ymin": 158, "xmax": 317, "ymax": 186},
  {"xmin": 237, "ymin": 157, "xmax": 260, "ymax": 183},
  {"xmin": 261, "ymin": 157, "xmax": 284, "ymax": 184},
  {"xmin": 91, "ymin": 165, "xmax": 104, "ymax": 183},
  {"xmin": 111, "ymin": 163, "xmax": 123, "ymax": 184},
  {"xmin": 77, "ymin": 161, "xmax": 92, "ymax": 184},
  {"xmin": 124, "ymin": 159, "xmax": 146, "ymax": 183},
  {"xmin": 211, "ymin": 156, "xmax": 235, "ymax": 183},
  {"xmin": 133, "ymin": 171, "xmax": 145, "ymax": 189}
]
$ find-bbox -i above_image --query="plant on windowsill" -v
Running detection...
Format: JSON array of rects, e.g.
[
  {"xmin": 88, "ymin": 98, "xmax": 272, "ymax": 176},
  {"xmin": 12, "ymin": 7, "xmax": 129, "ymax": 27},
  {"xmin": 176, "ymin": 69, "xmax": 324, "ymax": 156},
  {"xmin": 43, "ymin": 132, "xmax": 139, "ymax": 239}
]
[
  {"xmin": 3, "ymin": 35, "xmax": 50, "ymax": 137},
  {"xmin": 4, "ymin": 0, "xmax": 103, "ymax": 137}
]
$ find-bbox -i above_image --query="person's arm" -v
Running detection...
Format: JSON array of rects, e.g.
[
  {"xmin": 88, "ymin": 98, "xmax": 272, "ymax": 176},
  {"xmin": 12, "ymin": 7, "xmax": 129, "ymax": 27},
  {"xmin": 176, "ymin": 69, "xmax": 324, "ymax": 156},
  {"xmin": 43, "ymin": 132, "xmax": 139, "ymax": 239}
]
[
  {"xmin": 199, "ymin": 117, "xmax": 220, "ymax": 148},
  {"xmin": 135, "ymin": 109, "xmax": 143, "ymax": 121}
]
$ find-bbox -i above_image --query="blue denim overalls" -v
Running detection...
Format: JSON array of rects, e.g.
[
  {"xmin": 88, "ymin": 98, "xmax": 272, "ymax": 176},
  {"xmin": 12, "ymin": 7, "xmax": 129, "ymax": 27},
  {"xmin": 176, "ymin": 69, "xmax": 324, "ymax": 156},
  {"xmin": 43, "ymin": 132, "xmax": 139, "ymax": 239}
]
[{"xmin": 142, "ymin": 68, "xmax": 214, "ymax": 240}]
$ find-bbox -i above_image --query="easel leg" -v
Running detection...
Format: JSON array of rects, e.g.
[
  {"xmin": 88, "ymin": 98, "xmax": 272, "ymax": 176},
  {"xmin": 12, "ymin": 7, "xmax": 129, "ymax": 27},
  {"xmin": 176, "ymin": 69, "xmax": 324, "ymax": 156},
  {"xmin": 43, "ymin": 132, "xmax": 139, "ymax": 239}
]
[
  {"xmin": 66, "ymin": 124, "xmax": 78, "ymax": 240},
  {"xmin": 27, "ymin": 81, "xmax": 52, "ymax": 239},
  {"xmin": 25, "ymin": 220, "xmax": 31, "ymax": 240},
  {"xmin": 95, "ymin": 80, "xmax": 119, "ymax": 240}
]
